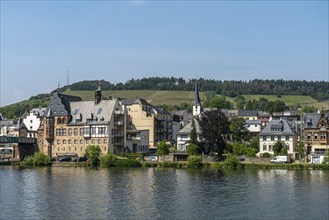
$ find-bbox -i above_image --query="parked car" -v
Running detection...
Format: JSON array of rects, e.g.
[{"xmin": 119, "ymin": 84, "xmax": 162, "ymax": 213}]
[
  {"xmin": 59, "ymin": 156, "xmax": 72, "ymax": 162},
  {"xmin": 271, "ymin": 156, "xmax": 290, "ymax": 164},
  {"xmin": 73, "ymin": 156, "xmax": 88, "ymax": 162}
]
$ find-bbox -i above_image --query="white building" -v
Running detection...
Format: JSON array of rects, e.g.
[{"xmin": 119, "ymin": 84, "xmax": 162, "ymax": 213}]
[{"xmin": 258, "ymin": 119, "xmax": 297, "ymax": 158}]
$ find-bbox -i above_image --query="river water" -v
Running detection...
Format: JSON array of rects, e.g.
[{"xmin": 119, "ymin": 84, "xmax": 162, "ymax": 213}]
[{"xmin": 0, "ymin": 166, "xmax": 328, "ymax": 220}]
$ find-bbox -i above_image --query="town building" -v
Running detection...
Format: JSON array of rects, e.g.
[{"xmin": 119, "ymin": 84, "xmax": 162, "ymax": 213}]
[
  {"xmin": 245, "ymin": 120, "xmax": 262, "ymax": 137},
  {"xmin": 122, "ymin": 98, "xmax": 172, "ymax": 151},
  {"xmin": 176, "ymin": 81, "xmax": 203, "ymax": 151},
  {"xmin": 38, "ymin": 87, "xmax": 129, "ymax": 158},
  {"xmin": 303, "ymin": 112, "xmax": 329, "ymax": 162},
  {"xmin": 258, "ymin": 119, "xmax": 297, "ymax": 158},
  {"xmin": 22, "ymin": 108, "xmax": 46, "ymax": 138}
]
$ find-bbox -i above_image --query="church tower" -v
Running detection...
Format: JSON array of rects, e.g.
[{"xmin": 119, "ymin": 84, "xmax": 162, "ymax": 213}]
[
  {"xmin": 95, "ymin": 84, "xmax": 102, "ymax": 104},
  {"xmin": 193, "ymin": 81, "xmax": 203, "ymax": 117}
]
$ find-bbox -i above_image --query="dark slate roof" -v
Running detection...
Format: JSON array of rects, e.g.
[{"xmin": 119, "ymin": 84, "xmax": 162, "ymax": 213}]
[
  {"xmin": 69, "ymin": 99, "xmax": 118, "ymax": 125},
  {"xmin": 46, "ymin": 92, "xmax": 82, "ymax": 117},
  {"xmin": 194, "ymin": 81, "xmax": 201, "ymax": 106},
  {"xmin": 303, "ymin": 113, "xmax": 329, "ymax": 129},
  {"xmin": 177, "ymin": 118, "xmax": 201, "ymax": 135},
  {"xmin": 259, "ymin": 119, "xmax": 294, "ymax": 136},
  {"xmin": 245, "ymin": 120, "xmax": 261, "ymax": 125},
  {"xmin": 238, "ymin": 110, "xmax": 258, "ymax": 117}
]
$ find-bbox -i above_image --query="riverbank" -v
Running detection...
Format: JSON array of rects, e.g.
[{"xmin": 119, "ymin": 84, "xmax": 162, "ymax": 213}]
[{"xmin": 2, "ymin": 161, "xmax": 329, "ymax": 170}]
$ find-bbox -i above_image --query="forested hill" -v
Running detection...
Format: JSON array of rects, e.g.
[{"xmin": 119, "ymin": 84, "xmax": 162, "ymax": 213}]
[{"xmin": 56, "ymin": 78, "xmax": 328, "ymax": 101}]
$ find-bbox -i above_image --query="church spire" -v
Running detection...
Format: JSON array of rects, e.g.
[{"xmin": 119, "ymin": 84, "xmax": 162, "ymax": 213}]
[
  {"xmin": 194, "ymin": 81, "xmax": 201, "ymax": 106},
  {"xmin": 193, "ymin": 80, "xmax": 202, "ymax": 116}
]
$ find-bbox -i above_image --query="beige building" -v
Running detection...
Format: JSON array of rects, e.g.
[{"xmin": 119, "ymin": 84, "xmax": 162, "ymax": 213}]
[
  {"xmin": 38, "ymin": 88, "xmax": 127, "ymax": 157},
  {"xmin": 123, "ymin": 98, "xmax": 172, "ymax": 150}
]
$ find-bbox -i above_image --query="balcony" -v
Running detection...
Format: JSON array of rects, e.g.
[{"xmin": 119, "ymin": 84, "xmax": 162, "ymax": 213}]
[
  {"xmin": 114, "ymin": 110, "xmax": 124, "ymax": 115},
  {"xmin": 114, "ymin": 121, "xmax": 124, "ymax": 126}
]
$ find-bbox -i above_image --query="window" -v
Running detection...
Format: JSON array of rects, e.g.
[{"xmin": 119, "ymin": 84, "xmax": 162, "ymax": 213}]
[
  {"xmin": 314, "ymin": 133, "xmax": 318, "ymax": 141},
  {"xmin": 263, "ymin": 145, "xmax": 267, "ymax": 151},
  {"xmin": 68, "ymin": 139, "xmax": 72, "ymax": 144},
  {"xmin": 80, "ymin": 139, "xmax": 83, "ymax": 144},
  {"xmin": 263, "ymin": 136, "xmax": 266, "ymax": 141},
  {"xmin": 91, "ymin": 127, "xmax": 96, "ymax": 135},
  {"xmin": 69, "ymin": 147, "xmax": 71, "ymax": 151},
  {"xmin": 74, "ymin": 139, "xmax": 78, "ymax": 144},
  {"xmin": 92, "ymin": 139, "xmax": 95, "ymax": 144},
  {"xmin": 84, "ymin": 127, "xmax": 90, "ymax": 135},
  {"xmin": 56, "ymin": 129, "xmax": 66, "ymax": 136},
  {"xmin": 307, "ymin": 133, "xmax": 311, "ymax": 141},
  {"xmin": 286, "ymin": 136, "xmax": 290, "ymax": 141},
  {"xmin": 80, "ymin": 128, "xmax": 84, "ymax": 135},
  {"xmin": 104, "ymin": 139, "xmax": 107, "ymax": 144},
  {"xmin": 269, "ymin": 145, "xmax": 272, "ymax": 151},
  {"xmin": 74, "ymin": 128, "xmax": 78, "ymax": 136},
  {"xmin": 278, "ymin": 136, "xmax": 281, "ymax": 141},
  {"xmin": 68, "ymin": 128, "xmax": 72, "ymax": 136},
  {"xmin": 271, "ymin": 136, "xmax": 274, "ymax": 141},
  {"xmin": 320, "ymin": 133, "xmax": 326, "ymax": 140},
  {"xmin": 98, "ymin": 139, "xmax": 101, "ymax": 144},
  {"xmin": 99, "ymin": 127, "xmax": 106, "ymax": 135},
  {"xmin": 63, "ymin": 140, "xmax": 66, "ymax": 144},
  {"xmin": 57, "ymin": 140, "xmax": 60, "ymax": 144}
]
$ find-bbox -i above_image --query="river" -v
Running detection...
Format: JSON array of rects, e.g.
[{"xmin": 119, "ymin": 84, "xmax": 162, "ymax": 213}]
[{"xmin": 0, "ymin": 166, "xmax": 328, "ymax": 220}]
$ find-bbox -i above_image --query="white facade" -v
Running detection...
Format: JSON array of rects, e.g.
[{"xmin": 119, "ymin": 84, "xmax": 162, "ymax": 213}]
[
  {"xmin": 258, "ymin": 119, "xmax": 297, "ymax": 157},
  {"xmin": 23, "ymin": 112, "xmax": 42, "ymax": 138}
]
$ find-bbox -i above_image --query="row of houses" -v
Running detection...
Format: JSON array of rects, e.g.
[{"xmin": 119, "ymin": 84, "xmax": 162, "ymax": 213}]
[{"xmin": 1, "ymin": 83, "xmax": 328, "ymax": 161}]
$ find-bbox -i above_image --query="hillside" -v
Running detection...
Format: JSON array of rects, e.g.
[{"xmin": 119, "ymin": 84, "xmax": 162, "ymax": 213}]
[{"xmin": 1, "ymin": 89, "xmax": 327, "ymax": 119}]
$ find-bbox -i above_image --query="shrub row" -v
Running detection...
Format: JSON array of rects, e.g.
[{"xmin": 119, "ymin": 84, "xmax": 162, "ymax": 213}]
[{"xmin": 20, "ymin": 152, "xmax": 51, "ymax": 166}]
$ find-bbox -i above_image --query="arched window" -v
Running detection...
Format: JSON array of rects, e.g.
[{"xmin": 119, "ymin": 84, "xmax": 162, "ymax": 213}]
[
  {"xmin": 57, "ymin": 118, "xmax": 62, "ymax": 124},
  {"xmin": 63, "ymin": 140, "xmax": 66, "ymax": 144},
  {"xmin": 63, "ymin": 117, "xmax": 67, "ymax": 124}
]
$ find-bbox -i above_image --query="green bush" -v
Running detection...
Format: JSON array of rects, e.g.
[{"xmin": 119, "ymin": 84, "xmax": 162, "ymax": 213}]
[
  {"xmin": 85, "ymin": 145, "xmax": 101, "ymax": 166},
  {"xmin": 187, "ymin": 155, "xmax": 203, "ymax": 168},
  {"xmin": 114, "ymin": 159, "xmax": 141, "ymax": 167},
  {"xmin": 21, "ymin": 156, "xmax": 34, "ymax": 166},
  {"xmin": 158, "ymin": 162, "xmax": 186, "ymax": 168},
  {"xmin": 187, "ymin": 144, "xmax": 200, "ymax": 156},
  {"xmin": 100, "ymin": 153, "xmax": 118, "ymax": 167},
  {"xmin": 223, "ymin": 154, "xmax": 241, "ymax": 168},
  {"xmin": 116, "ymin": 153, "xmax": 144, "ymax": 160},
  {"xmin": 262, "ymin": 152, "xmax": 271, "ymax": 158},
  {"xmin": 33, "ymin": 152, "xmax": 51, "ymax": 166},
  {"xmin": 280, "ymin": 147, "xmax": 288, "ymax": 156}
]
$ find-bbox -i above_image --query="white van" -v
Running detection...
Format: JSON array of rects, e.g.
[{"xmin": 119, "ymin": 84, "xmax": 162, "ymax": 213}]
[{"xmin": 271, "ymin": 155, "xmax": 290, "ymax": 164}]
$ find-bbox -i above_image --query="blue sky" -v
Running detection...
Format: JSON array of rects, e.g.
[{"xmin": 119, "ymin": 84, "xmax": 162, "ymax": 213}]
[{"xmin": 1, "ymin": 1, "xmax": 328, "ymax": 107}]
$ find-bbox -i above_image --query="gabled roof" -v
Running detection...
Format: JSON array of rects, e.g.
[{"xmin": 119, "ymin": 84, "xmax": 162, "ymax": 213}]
[
  {"xmin": 304, "ymin": 113, "xmax": 329, "ymax": 129},
  {"xmin": 45, "ymin": 92, "xmax": 82, "ymax": 117},
  {"xmin": 259, "ymin": 119, "xmax": 294, "ymax": 136},
  {"xmin": 177, "ymin": 118, "xmax": 201, "ymax": 135}
]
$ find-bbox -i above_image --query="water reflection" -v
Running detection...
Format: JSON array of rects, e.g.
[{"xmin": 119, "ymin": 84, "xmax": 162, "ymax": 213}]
[{"xmin": 0, "ymin": 167, "xmax": 328, "ymax": 220}]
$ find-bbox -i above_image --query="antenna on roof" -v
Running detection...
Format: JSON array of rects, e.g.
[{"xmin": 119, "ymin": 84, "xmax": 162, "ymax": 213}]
[
  {"xmin": 67, "ymin": 70, "xmax": 70, "ymax": 91},
  {"xmin": 57, "ymin": 79, "xmax": 60, "ymax": 92}
]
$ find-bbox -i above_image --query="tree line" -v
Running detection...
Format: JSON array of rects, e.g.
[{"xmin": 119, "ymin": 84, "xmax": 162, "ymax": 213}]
[{"xmin": 58, "ymin": 77, "xmax": 328, "ymax": 101}]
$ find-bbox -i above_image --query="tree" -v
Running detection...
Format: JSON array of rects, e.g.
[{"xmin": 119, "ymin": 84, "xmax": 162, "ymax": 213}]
[
  {"xmin": 157, "ymin": 141, "xmax": 170, "ymax": 162},
  {"xmin": 190, "ymin": 119, "xmax": 198, "ymax": 145},
  {"xmin": 249, "ymin": 137, "xmax": 259, "ymax": 152},
  {"xmin": 229, "ymin": 118, "xmax": 251, "ymax": 143},
  {"xmin": 208, "ymin": 95, "xmax": 232, "ymax": 109},
  {"xmin": 273, "ymin": 142, "xmax": 283, "ymax": 155},
  {"xmin": 297, "ymin": 142, "xmax": 305, "ymax": 163},
  {"xmin": 197, "ymin": 110, "xmax": 230, "ymax": 156},
  {"xmin": 85, "ymin": 145, "xmax": 101, "ymax": 166},
  {"xmin": 280, "ymin": 147, "xmax": 288, "ymax": 155},
  {"xmin": 187, "ymin": 143, "xmax": 200, "ymax": 156}
]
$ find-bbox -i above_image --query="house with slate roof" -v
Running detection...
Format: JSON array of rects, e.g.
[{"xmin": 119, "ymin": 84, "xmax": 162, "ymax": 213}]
[
  {"xmin": 38, "ymin": 87, "xmax": 129, "ymax": 157},
  {"xmin": 258, "ymin": 119, "xmax": 297, "ymax": 158},
  {"xmin": 303, "ymin": 112, "xmax": 329, "ymax": 159},
  {"xmin": 176, "ymin": 81, "xmax": 203, "ymax": 151}
]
